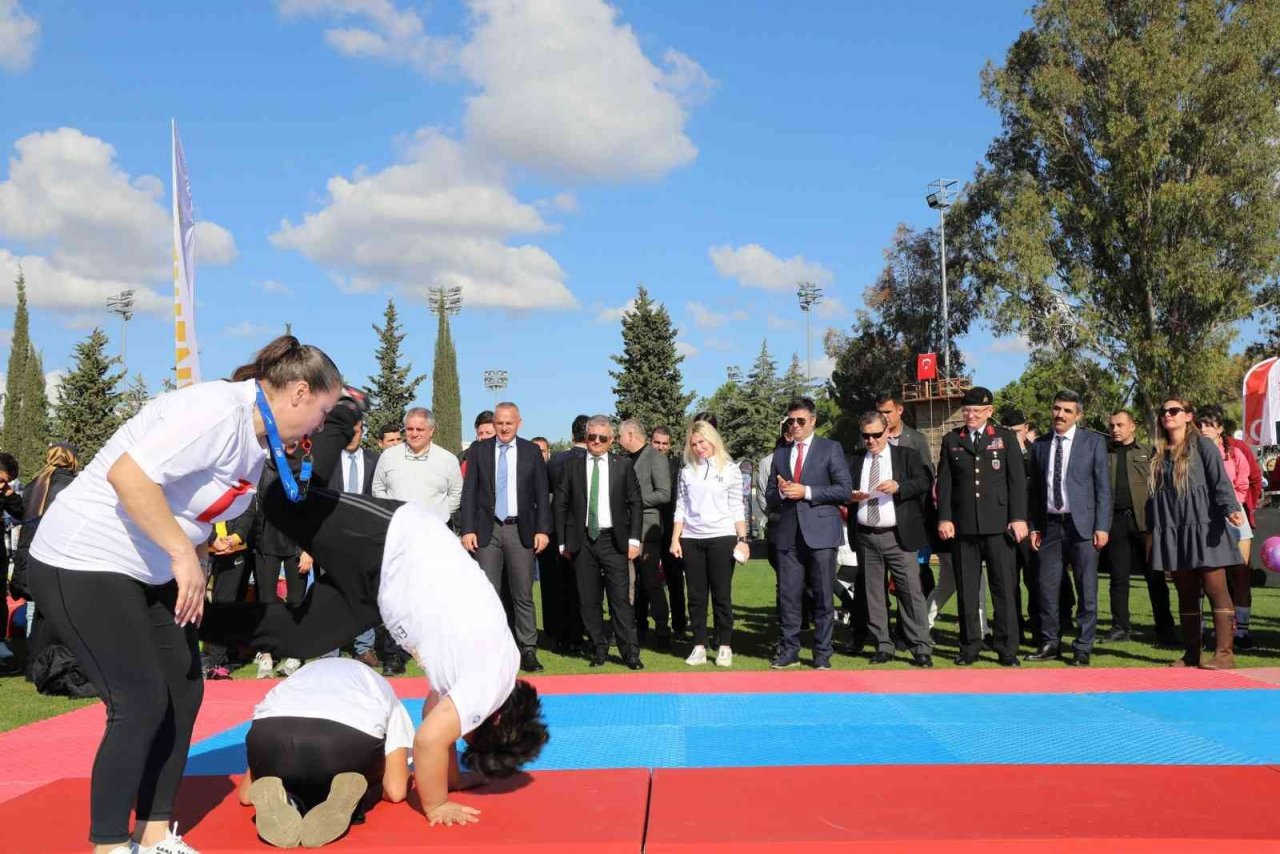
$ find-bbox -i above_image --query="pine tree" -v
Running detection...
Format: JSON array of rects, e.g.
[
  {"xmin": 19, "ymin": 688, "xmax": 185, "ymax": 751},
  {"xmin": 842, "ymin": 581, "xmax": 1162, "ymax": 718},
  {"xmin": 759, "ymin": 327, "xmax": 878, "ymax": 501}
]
[
  {"xmin": 161, "ymin": 375, "xmax": 178, "ymax": 393},
  {"xmin": 777, "ymin": 353, "xmax": 810, "ymax": 406},
  {"xmin": 366, "ymin": 298, "xmax": 426, "ymax": 448},
  {"xmin": 609, "ymin": 285, "xmax": 694, "ymax": 441},
  {"xmin": 2, "ymin": 270, "xmax": 30, "ymax": 455},
  {"xmin": 52, "ymin": 328, "xmax": 124, "ymax": 464},
  {"xmin": 15, "ymin": 346, "xmax": 48, "ymax": 477},
  {"xmin": 430, "ymin": 296, "xmax": 462, "ymax": 453},
  {"xmin": 720, "ymin": 340, "xmax": 781, "ymax": 463},
  {"xmin": 118, "ymin": 373, "xmax": 150, "ymax": 422}
]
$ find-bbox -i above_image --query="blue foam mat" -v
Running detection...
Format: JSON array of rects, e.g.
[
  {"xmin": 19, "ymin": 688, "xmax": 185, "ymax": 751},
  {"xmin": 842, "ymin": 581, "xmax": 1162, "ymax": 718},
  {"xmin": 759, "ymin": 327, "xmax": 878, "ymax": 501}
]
[{"xmin": 185, "ymin": 690, "xmax": 1280, "ymax": 775}]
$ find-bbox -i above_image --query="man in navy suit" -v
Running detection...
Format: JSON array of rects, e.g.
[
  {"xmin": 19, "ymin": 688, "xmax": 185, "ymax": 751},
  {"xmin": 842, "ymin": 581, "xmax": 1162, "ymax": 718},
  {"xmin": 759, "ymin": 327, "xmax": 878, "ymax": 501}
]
[
  {"xmin": 1025, "ymin": 390, "xmax": 1113, "ymax": 666},
  {"xmin": 765, "ymin": 397, "xmax": 853, "ymax": 669},
  {"xmin": 460, "ymin": 401, "xmax": 552, "ymax": 673}
]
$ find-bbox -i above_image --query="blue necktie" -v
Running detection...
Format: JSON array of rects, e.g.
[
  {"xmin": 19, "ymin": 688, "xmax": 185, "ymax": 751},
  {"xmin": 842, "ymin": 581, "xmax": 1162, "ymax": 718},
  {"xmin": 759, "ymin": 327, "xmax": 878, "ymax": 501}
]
[
  {"xmin": 347, "ymin": 452, "xmax": 359, "ymax": 494},
  {"xmin": 496, "ymin": 442, "xmax": 510, "ymax": 519}
]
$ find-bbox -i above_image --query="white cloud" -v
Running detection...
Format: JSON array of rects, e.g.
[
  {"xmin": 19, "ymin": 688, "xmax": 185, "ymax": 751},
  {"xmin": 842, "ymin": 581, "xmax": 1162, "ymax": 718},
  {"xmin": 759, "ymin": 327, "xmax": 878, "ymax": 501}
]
[
  {"xmin": 810, "ymin": 355, "xmax": 837, "ymax": 382},
  {"xmin": 703, "ymin": 336, "xmax": 731, "ymax": 351},
  {"xmin": 989, "ymin": 334, "xmax": 1032, "ymax": 354},
  {"xmin": 674, "ymin": 340, "xmax": 698, "ymax": 358},
  {"xmin": 550, "ymin": 192, "xmax": 578, "ymax": 214},
  {"xmin": 595, "ymin": 297, "xmax": 636, "ymax": 323},
  {"xmin": 0, "ymin": 1, "xmax": 39, "ymax": 73},
  {"xmin": 709, "ymin": 243, "xmax": 834, "ymax": 291},
  {"xmin": 686, "ymin": 302, "xmax": 748, "ymax": 329},
  {"xmin": 224, "ymin": 320, "xmax": 279, "ymax": 339},
  {"xmin": 271, "ymin": 128, "xmax": 576, "ymax": 311},
  {"xmin": 767, "ymin": 312, "xmax": 797, "ymax": 330},
  {"xmin": 276, "ymin": 0, "xmax": 453, "ymax": 75},
  {"xmin": 261, "ymin": 279, "xmax": 292, "ymax": 295},
  {"xmin": 815, "ymin": 296, "xmax": 847, "ymax": 319},
  {"xmin": 44, "ymin": 368, "xmax": 64, "ymax": 405},
  {"xmin": 0, "ymin": 128, "xmax": 236, "ymax": 314}
]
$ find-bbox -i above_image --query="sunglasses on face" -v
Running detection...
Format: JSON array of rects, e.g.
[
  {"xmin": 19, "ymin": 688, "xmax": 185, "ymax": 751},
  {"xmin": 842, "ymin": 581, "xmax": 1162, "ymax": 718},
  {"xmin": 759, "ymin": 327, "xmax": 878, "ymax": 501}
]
[
  {"xmin": 784, "ymin": 416, "xmax": 809, "ymax": 426},
  {"xmin": 861, "ymin": 430, "xmax": 886, "ymax": 440},
  {"xmin": 586, "ymin": 433, "xmax": 612, "ymax": 443},
  {"xmin": 1160, "ymin": 407, "xmax": 1189, "ymax": 418}
]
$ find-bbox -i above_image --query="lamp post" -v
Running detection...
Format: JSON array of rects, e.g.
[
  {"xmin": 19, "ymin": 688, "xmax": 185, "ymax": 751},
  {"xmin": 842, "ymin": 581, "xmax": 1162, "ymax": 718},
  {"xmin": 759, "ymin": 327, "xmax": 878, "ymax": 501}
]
[
  {"xmin": 483, "ymin": 369, "xmax": 508, "ymax": 406},
  {"xmin": 926, "ymin": 179, "xmax": 957, "ymax": 381},
  {"xmin": 106, "ymin": 289, "xmax": 135, "ymax": 367},
  {"xmin": 726, "ymin": 365, "xmax": 743, "ymax": 385},
  {"xmin": 796, "ymin": 281, "xmax": 823, "ymax": 382},
  {"xmin": 427, "ymin": 285, "xmax": 462, "ymax": 316}
]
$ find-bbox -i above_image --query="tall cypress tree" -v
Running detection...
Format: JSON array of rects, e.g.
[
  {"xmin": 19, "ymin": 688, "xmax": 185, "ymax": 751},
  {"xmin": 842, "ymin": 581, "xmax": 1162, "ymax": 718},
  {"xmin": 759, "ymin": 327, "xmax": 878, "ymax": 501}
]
[
  {"xmin": 609, "ymin": 285, "xmax": 694, "ymax": 441},
  {"xmin": 15, "ymin": 345, "xmax": 48, "ymax": 477},
  {"xmin": 431, "ymin": 295, "xmax": 462, "ymax": 453},
  {"xmin": 366, "ymin": 298, "xmax": 425, "ymax": 448},
  {"xmin": 52, "ymin": 328, "xmax": 124, "ymax": 464},
  {"xmin": 2, "ymin": 270, "xmax": 30, "ymax": 455}
]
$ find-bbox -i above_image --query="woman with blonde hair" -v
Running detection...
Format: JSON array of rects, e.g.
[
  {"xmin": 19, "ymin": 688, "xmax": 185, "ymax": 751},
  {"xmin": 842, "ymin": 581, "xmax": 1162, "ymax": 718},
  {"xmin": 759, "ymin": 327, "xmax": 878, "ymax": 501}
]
[
  {"xmin": 10, "ymin": 442, "xmax": 81, "ymax": 603},
  {"xmin": 669, "ymin": 420, "xmax": 748, "ymax": 667},
  {"xmin": 1147, "ymin": 397, "xmax": 1244, "ymax": 669}
]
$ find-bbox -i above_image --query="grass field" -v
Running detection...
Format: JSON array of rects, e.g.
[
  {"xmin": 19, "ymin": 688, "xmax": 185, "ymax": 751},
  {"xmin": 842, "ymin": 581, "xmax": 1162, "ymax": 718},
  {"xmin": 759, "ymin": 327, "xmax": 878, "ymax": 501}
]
[{"xmin": 3, "ymin": 558, "xmax": 1277, "ymax": 732}]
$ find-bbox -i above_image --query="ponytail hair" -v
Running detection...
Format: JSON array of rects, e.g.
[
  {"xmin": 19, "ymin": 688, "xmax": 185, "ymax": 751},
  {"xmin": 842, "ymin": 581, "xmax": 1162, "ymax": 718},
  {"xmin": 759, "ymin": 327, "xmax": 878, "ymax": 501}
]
[{"xmin": 231, "ymin": 335, "xmax": 341, "ymax": 393}]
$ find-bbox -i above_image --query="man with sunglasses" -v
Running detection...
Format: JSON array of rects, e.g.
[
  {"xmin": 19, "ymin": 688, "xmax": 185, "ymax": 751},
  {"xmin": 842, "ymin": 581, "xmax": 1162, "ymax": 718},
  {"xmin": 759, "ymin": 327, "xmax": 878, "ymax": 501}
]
[
  {"xmin": 936, "ymin": 386, "xmax": 1028, "ymax": 666},
  {"xmin": 765, "ymin": 397, "xmax": 853, "ymax": 669}
]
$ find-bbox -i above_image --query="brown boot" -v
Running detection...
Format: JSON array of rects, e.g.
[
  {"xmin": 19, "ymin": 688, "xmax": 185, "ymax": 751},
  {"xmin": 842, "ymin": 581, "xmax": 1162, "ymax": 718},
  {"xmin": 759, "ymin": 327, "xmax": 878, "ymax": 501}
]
[
  {"xmin": 1169, "ymin": 612, "xmax": 1201, "ymax": 667},
  {"xmin": 1199, "ymin": 609, "xmax": 1236, "ymax": 670}
]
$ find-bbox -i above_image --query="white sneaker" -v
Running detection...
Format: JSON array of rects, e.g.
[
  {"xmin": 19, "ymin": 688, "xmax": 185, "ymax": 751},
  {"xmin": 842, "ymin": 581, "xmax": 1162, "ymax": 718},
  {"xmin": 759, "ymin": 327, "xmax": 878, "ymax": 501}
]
[
  {"xmin": 136, "ymin": 823, "xmax": 200, "ymax": 854},
  {"xmin": 685, "ymin": 645, "xmax": 707, "ymax": 666},
  {"xmin": 716, "ymin": 646, "xmax": 733, "ymax": 667},
  {"xmin": 254, "ymin": 651, "xmax": 274, "ymax": 679},
  {"xmin": 106, "ymin": 846, "xmax": 135, "ymax": 854},
  {"xmin": 276, "ymin": 657, "xmax": 301, "ymax": 677}
]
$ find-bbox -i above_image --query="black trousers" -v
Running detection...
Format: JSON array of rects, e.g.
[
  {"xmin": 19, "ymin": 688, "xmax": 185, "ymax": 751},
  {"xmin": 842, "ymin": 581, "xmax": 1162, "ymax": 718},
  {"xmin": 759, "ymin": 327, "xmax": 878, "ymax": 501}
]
[
  {"xmin": 574, "ymin": 532, "xmax": 637, "ymax": 656},
  {"xmin": 662, "ymin": 543, "xmax": 688, "ymax": 634},
  {"xmin": 953, "ymin": 533, "xmax": 1019, "ymax": 657},
  {"xmin": 254, "ymin": 551, "xmax": 305, "ymax": 605},
  {"xmin": 632, "ymin": 535, "xmax": 671, "ymax": 638},
  {"xmin": 246, "ymin": 716, "xmax": 384, "ymax": 817},
  {"xmin": 682, "ymin": 535, "xmax": 737, "ymax": 647},
  {"xmin": 1106, "ymin": 509, "xmax": 1174, "ymax": 634},
  {"xmin": 539, "ymin": 544, "xmax": 584, "ymax": 647},
  {"xmin": 776, "ymin": 538, "xmax": 834, "ymax": 658},
  {"xmin": 202, "ymin": 552, "xmax": 254, "ymax": 668},
  {"xmin": 29, "ymin": 559, "xmax": 203, "ymax": 845}
]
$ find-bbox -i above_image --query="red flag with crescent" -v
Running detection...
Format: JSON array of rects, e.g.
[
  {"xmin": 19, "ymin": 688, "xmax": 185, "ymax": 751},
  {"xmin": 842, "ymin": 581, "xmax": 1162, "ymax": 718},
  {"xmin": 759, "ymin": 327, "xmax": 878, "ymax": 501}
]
[{"xmin": 917, "ymin": 353, "xmax": 937, "ymax": 381}]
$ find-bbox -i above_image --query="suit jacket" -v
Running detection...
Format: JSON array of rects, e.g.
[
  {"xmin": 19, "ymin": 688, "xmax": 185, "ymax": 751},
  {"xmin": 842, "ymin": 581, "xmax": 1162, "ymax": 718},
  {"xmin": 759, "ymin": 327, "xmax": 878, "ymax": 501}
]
[
  {"xmin": 937, "ymin": 423, "xmax": 1028, "ymax": 536},
  {"xmin": 845, "ymin": 445, "xmax": 930, "ymax": 552},
  {"xmin": 331, "ymin": 447, "xmax": 378, "ymax": 496},
  {"xmin": 460, "ymin": 436, "xmax": 552, "ymax": 549},
  {"xmin": 630, "ymin": 445, "xmax": 671, "ymax": 542},
  {"xmin": 554, "ymin": 452, "xmax": 644, "ymax": 554},
  {"xmin": 893, "ymin": 424, "xmax": 935, "ymax": 478},
  {"xmin": 1029, "ymin": 428, "xmax": 1112, "ymax": 539},
  {"xmin": 1108, "ymin": 440, "xmax": 1153, "ymax": 532},
  {"xmin": 765, "ymin": 435, "xmax": 853, "ymax": 550}
]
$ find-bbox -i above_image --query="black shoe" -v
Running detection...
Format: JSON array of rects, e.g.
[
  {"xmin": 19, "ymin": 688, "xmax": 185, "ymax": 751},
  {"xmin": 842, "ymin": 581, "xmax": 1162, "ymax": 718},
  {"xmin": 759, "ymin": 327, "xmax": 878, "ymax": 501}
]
[
  {"xmin": 1024, "ymin": 643, "xmax": 1061, "ymax": 662},
  {"xmin": 813, "ymin": 657, "xmax": 832, "ymax": 671},
  {"xmin": 1236, "ymin": 633, "xmax": 1254, "ymax": 650},
  {"xmin": 624, "ymin": 653, "xmax": 644, "ymax": 671},
  {"xmin": 589, "ymin": 650, "xmax": 608, "ymax": 667},
  {"xmin": 894, "ymin": 637, "xmax": 909, "ymax": 652},
  {"xmin": 998, "ymin": 654, "xmax": 1021, "ymax": 667},
  {"xmin": 844, "ymin": 634, "xmax": 869, "ymax": 656},
  {"xmin": 654, "ymin": 633, "xmax": 672, "ymax": 651},
  {"xmin": 520, "ymin": 650, "xmax": 544, "ymax": 673},
  {"xmin": 381, "ymin": 658, "xmax": 407, "ymax": 677},
  {"xmin": 770, "ymin": 654, "xmax": 801, "ymax": 669},
  {"xmin": 1154, "ymin": 630, "xmax": 1180, "ymax": 649},
  {"xmin": 983, "ymin": 633, "xmax": 995, "ymax": 650},
  {"xmin": 1099, "ymin": 628, "xmax": 1129, "ymax": 643},
  {"xmin": 952, "ymin": 653, "xmax": 979, "ymax": 666},
  {"xmin": 910, "ymin": 653, "xmax": 934, "ymax": 668},
  {"xmin": 869, "ymin": 651, "xmax": 894, "ymax": 664},
  {"xmin": 1066, "ymin": 652, "xmax": 1091, "ymax": 667}
]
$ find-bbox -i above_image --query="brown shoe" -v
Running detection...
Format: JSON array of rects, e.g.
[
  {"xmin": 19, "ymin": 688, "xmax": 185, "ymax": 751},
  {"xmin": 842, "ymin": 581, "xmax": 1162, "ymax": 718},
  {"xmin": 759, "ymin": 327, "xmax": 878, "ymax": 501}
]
[
  {"xmin": 355, "ymin": 651, "xmax": 380, "ymax": 669},
  {"xmin": 1170, "ymin": 612, "xmax": 1201, "ymax": 668},
  {"xmin": 248, "ymin": 776, "xmax": 303, "ymax": 848},
  {"xmin": 299, "ymin": 772, "xmax": 367, "ymax": 848},
  {"xmin": 1199, "ymin": 609, "xmax": 1236, "ymax": 670}
]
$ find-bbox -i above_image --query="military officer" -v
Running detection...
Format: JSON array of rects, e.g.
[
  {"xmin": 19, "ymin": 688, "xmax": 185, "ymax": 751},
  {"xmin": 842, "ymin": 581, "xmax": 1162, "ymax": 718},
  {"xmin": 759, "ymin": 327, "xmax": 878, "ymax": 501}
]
[{"xmin": 936, "ymin": 386, "xmax": 1029, "ymax": 666}]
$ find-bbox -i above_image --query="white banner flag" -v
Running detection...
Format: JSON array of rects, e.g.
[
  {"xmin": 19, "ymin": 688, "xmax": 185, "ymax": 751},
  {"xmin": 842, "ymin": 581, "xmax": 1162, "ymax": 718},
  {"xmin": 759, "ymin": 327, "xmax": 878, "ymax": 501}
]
[
  {"xmin": 172, "ymin": 120, "xmax": 201, "ymax": 387},
  {"xmin": 1243, "ymin": 356, "xmax": 1279, "ymax": 447}
]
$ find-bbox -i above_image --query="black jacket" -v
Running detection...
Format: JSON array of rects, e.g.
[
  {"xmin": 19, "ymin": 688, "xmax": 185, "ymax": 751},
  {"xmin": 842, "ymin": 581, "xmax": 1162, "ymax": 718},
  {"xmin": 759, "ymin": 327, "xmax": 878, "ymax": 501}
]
[
  {"xmin": 845, "ymin": 445, "xmax": 931, "ymax": 552},
  {"xmin": 460, "ymin": 436, "xmax": 552, "ymax": 549},
  {"xmin": 936, "ymin": 422, "xmax": 1028, "ymax": 536},
  {"xmin": 554, "ymin": 452, "xmax": 643, "ymax": 554}
]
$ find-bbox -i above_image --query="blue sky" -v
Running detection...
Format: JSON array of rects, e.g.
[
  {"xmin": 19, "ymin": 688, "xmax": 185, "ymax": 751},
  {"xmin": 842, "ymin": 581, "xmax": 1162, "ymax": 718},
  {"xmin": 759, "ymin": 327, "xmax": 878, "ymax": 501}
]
[{"xmin": 0, "ymin": 0, "xmax": 1048, "ymax": 441}]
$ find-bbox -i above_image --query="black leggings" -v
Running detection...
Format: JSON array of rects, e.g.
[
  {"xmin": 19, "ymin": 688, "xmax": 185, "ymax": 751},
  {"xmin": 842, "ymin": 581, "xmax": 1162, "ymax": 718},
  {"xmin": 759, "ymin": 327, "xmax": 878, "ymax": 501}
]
[
  {"xmin": 681, "ymin": 535, "xmax": 736, "ymax": 646},
  {"xmin": 246, "ymin": 717, "xmax": 385, "ymax": 817},
  {"xmin": 28, "ymin": 559, "xmax": 203, "ymax": 845}
]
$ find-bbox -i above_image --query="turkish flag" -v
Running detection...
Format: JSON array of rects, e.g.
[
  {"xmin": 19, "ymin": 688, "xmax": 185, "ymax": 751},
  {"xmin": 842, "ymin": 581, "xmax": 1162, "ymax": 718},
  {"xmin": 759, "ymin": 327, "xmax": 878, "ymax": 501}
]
[{"xmin": 917, "ymin": 353, "xmax": 938, "ymax": 381}]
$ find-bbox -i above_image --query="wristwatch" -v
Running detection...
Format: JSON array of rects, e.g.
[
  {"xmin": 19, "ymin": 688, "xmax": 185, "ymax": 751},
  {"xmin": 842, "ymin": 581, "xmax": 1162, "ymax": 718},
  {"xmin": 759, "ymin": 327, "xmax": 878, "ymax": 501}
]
[{"xmin": 736, "ymin": 536, "xmax": 748, "ymax": 543}]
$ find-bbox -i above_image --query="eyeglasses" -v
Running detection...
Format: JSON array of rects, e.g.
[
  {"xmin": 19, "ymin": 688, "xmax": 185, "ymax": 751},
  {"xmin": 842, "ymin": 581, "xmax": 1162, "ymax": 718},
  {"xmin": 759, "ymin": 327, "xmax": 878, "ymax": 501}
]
[
  {"xmin": 586, "ymin": 433, "xmax": 612, "ymax": 443},
  {"xmin": 783, "ymin": 417, "xmax": 809, "ymax": 426},
  {"xmin": 1160, "ymin": 407, "xmax": 1189, "ymax": 417},
  {"xmin": 861, "ymin": 430, "xmax": 886, "ymax": 440}
]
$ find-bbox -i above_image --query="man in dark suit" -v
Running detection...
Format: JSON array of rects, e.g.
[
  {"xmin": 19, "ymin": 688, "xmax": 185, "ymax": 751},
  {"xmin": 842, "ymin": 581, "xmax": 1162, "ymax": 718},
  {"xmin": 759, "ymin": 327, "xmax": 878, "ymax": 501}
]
[
  {"xmin": 650, "ymin": 425, "xmax": 688, "ymax": 636},
  {"xmin": 543, "ymin": 415, "xmax": 590, "ymax": 656},
  {"xmin": 1025, "ymin": 391, "xmax": 1113, "ymax": 666},
  {"xmin": 765, "ymin": 397, "xmax": 854, "ymax": 670},
  {"xmin": 329, "ymin": 417, "xmax": 383, "ymax": 668},
  {"xmin": 555, "ymin": 416, "xmax": 645, "ymax": 669},
  {"xmin": 460, "ymin": 401, "xmax": 552, "ymax": 673},
  {"xmin": 937, "ymin": 386, "xmax": 1028, "ymax": 666},
  {"xmin": 846, "ymin": 411, "xmax": 934, "ymax": 667},
  {"xmin": 619, "ymin": 418, "xmax": 672, "ymax": 647}
]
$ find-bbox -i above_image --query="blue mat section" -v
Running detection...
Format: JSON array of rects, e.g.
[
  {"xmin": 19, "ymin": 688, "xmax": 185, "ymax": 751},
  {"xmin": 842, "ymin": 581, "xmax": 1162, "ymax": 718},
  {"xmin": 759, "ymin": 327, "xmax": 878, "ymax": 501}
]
[{"xmin": 186, "ymin": 690, "xmax": 1280, "ymax": 775}]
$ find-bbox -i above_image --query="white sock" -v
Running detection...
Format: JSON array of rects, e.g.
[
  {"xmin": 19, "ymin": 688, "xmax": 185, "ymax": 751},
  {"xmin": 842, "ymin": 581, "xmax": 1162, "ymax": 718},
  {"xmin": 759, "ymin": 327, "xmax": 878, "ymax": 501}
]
[{"xmin": 1235, "ymin": 606, "xmax": 1250, "ymax": 637}]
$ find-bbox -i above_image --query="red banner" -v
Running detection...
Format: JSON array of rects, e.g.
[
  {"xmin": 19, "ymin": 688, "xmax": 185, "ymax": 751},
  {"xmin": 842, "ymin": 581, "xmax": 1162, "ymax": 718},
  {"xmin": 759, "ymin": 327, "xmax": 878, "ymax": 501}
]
[
  {"xmin": 1243, "ymin": 357, "xmax": 1279, "ymax": 447},
  {"xmin": 916, "ymin": 353, "xmax": 938, "ymax": 381}
]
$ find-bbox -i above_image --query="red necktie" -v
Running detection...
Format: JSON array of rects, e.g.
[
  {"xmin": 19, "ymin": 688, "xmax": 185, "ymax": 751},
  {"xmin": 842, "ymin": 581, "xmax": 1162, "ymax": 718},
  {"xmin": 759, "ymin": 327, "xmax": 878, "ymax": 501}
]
[{"xmin": 793, "ymin": 441, "xmax": 805, "ymax": 482}]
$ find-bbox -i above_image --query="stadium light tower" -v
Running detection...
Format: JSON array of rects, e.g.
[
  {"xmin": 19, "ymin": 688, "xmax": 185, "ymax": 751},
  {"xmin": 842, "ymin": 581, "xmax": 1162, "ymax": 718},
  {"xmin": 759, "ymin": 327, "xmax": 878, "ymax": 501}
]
[
  {"xmin": 483, "ymin": 369, "xmax": 508, "ymax": 405},
  {"xmin": 428, "ymin": 285, "xmax": 462, "ymax": 316},
  {"xmin": 796, "ymin": 281, "xmax": 823, "ymax": 381},
  {"xmin": 926, "ymin": 179, "xmax": 958, "ymax": 380},
  {"xmin": 107, "ymin": 289, "xmax": 135, "ymax": 367}
]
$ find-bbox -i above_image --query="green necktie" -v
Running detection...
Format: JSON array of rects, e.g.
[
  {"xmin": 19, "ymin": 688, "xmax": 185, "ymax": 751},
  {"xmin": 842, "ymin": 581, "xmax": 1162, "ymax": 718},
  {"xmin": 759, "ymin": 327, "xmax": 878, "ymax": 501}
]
[{"xmin": 588, "ymin": 456, "xmax": 601, "ymax": 540}]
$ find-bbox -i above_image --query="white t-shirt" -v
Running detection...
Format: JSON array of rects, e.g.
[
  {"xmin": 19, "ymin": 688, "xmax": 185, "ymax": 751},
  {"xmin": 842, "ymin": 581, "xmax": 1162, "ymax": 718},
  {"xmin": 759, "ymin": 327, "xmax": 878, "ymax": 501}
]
[
  {"xmin": 378, "ymin": 503, "xmax": 519, "ymax": 737},
  {"xmin": 254, "ymin": 658, "xmax": 415, "ymax": 754},
  {"xmin": 31, "ymin": 380, "xmax": 268, "ymax": 584}
]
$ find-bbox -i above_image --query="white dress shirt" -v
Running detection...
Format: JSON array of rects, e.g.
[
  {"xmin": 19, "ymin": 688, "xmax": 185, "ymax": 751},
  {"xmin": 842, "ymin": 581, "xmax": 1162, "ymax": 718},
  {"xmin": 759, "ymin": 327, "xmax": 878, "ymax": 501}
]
[
  {"xmin": 341, "ymin": 449, "xmax": 365, "ymax": 493},
  {"xmin": 857, "ymin": 445, "xmax": 897, "ymax": 528},
  {"xmin": 1045, "ymin": 425, "xmax": 1076, "ymax": 514},
  {"xmin": 494, "ymin": 439, "xmax": 519, "ymax": 518}
]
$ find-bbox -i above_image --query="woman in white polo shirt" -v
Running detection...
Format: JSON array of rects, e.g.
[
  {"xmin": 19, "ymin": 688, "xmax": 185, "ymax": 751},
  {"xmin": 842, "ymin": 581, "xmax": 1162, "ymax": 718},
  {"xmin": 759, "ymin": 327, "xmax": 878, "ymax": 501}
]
[
  {"xmin": 201, "ymin": 402, "xmax": 548, "ymax": 830},
  {"xmin": 28, "ymin": 336, "xmax": 343, "ymax": 854},
  {"xmin": 238, "ymin": 657, "xmax": 414, "ymax": 848}
]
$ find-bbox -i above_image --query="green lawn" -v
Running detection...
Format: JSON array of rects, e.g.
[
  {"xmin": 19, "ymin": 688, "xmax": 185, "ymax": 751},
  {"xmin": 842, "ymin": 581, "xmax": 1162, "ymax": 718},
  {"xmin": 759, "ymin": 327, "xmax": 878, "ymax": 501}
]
[{"xmin": 4, "ymin": 558, "xmax": 1277, "ymax": 731}]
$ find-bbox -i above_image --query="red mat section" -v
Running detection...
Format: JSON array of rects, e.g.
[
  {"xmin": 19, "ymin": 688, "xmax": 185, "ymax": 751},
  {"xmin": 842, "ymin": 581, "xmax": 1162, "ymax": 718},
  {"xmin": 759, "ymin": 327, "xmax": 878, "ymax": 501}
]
[
  {"xmin": 646, "ymin": 765, "xmax": 1280, "ymax": 852},
  {"xmin": 0, "ymin": 771, "xmax": 649, "ymax": 852}
]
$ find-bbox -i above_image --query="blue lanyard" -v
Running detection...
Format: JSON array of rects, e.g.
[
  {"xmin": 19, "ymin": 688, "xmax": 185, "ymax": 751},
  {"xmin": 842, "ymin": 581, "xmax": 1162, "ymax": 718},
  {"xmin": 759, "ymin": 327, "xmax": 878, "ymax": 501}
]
[{"xmin": 255, "ymin": 383, "xmax": 312, "ymax": 502}]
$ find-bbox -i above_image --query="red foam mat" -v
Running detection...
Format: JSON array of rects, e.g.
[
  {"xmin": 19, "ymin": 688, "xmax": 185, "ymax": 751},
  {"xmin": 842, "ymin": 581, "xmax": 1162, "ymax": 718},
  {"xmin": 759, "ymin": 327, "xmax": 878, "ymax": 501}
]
[
  {"xmin": 646, "ymin": 765, "xmax": 1280, "ymax": 852},
  {"xmin": 0, "ymin": 771, "xmax": 648, "ymax": 852}
]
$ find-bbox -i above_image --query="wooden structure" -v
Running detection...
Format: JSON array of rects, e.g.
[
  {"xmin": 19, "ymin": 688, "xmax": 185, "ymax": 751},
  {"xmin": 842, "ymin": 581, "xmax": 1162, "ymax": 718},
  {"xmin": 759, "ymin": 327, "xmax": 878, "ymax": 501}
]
[{"xmin": 902, "ymin": 376, "xmax": 973, "ymax": 464}]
